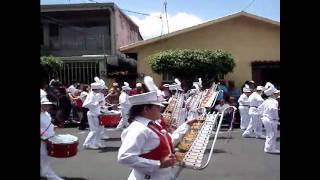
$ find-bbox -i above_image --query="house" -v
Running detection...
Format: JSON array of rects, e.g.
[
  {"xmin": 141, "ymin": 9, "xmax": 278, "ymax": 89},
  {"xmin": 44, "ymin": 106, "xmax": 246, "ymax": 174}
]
[
  {"xmin": 119, "ymin": 11, "xmax": 280, "ymax": 88},
  {"xmin": 41, "ymin": 3, "xmax": 143, "ymax": 86}
]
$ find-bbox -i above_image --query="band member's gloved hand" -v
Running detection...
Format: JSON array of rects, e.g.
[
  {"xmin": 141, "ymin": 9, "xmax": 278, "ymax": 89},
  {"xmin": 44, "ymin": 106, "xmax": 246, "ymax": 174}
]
[{"xmin": 160, "ymin": 154, "xmax": 176, "ymax": 168}]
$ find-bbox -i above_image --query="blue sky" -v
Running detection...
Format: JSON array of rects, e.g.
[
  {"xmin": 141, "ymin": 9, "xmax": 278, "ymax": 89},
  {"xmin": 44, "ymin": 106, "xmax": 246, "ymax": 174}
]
[{"xmin": 41, "ymin": 0, "xmax": 280, "ymax": 39}]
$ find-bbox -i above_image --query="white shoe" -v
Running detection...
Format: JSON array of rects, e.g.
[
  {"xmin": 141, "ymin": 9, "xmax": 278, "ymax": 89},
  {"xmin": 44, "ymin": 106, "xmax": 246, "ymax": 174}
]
[
  {"xmin": 256, "ymin": 134, "xmax": 266, "ymax": 139},
  {"xmin": 242, "ymin": 132, "xmax": 254, "ymax": 138},
  {"xmin": 84, "ymin": 144, "xmax": 99, "ymax": 149},
  {"xmin": 265, "ymin": 149, "xmax": 280, "ymax": 154},
  {"xmin": 97, "ymin": 143, "xmax": 107, "ymax": 148}
]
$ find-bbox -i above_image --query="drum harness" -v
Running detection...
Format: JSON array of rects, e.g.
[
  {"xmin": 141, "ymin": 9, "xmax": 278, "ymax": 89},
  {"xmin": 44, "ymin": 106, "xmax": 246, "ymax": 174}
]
[{"xmin": 40, "ymin": 121, "xmax": 55, "ymax": 142}]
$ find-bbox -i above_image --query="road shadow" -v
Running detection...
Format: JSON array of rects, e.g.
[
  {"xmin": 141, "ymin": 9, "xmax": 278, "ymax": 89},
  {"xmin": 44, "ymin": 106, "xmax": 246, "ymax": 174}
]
[
  {"xmin": 102, "ymin": 138, "xmax": 121, "ymax": 141},
  {"xmin": 98, "ymin": 146, "xmax": 120, "ymax": 153},
  {"xmin": 41, "ymin": 178, "xmax": 87, "ymax": 180},
  {"xmin": 205, "ymin": 148, "xmax": 229, "ymax": 154}
]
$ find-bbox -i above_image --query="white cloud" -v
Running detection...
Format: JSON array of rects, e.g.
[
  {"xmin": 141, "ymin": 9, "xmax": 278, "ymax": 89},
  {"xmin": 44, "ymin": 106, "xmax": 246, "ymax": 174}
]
[{"xmin": 129, "ymin": 12, "xmax": 204, "ymax": 40}]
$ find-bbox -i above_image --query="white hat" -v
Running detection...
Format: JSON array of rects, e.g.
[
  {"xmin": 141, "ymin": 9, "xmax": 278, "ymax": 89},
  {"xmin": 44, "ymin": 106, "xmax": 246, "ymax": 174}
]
[
  {"xmin": 256, "ymin": 86, "xmax": 264, "ymax": 91},
  {"xmin": 91, "ymin": 82, "xmax": 101, "ymax": 90},
  {"xmin": 264, "ymin": 86, "xmax": 279, "ymax": 96},
  {"xmin": 41, "ymin": 97, "xmax": 53, "ymax": 105},
  {"xmin": 264, "ymin": 82, "xmax": 274, "ymax": 90},
  {"xmin": 243, "ymin": 87, "xmax": 251, "ymax": 93},
  {"xmin": 129, "ymin": 91, "xmax": 165, "ymax": 107},
  {"xmin": 136, "ymin": 83, "xmax": 142, "ymax": 87}
]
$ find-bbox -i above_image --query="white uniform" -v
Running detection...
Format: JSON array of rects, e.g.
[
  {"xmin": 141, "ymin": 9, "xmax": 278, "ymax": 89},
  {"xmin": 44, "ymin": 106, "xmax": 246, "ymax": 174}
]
[
  {"xmin": 118, "ymin": 116, "xmax": 190, "ymax": 180},
  {"xmin": 238, "ymin": 93, "xmax": 250, "ymax": 130},
  {"xmin": 214, "ymin": 103, "xmax": 230, "ymax": 113},
  {"xmin": 117, "ymin": 91, "xmax": 131, "ymax": 129},
  {"xmin": 82, "ymin": 91, "xmax": 104, "ymax": 148},
  {"xmin": 257, "ymin": 97, "xmax": 279, "ymax": 153},
  {"xmin": 40, "ymin": 111, "xmax": 64, "ymax": 180},
  {"xmin": 243, "ymin": 92, "xmax": 264, "ymax": 137}
]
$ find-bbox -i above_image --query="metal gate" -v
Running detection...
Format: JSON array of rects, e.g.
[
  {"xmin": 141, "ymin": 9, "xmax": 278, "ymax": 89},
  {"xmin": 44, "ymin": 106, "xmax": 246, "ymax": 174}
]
[{"xmin": 58, "ymin": 61, "xmax": 100, "ymax": 85}]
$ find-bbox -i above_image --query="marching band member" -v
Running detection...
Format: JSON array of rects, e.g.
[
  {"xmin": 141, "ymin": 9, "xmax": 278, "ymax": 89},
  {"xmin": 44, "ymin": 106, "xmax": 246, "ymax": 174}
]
[
  {"xmin": 116, "ymin": 82, "xmax": 132, "ymax": 130},
  {"xmin": 40, "ymin": 97, "xmax": 64, "ymax": 180},
  {"xmin": 238, "ymin": 85, "xmax": 252, "ymax": 130},
  {"xmin": 82, "ymin": 77, "xmax": 106, "ymax": 149},
  {"xmin": 118, "ymin": 76, "xmax": 194, "ymax": 180},
  {"xmin": 242, "ymin": 86, "xmax": 265, "ymax": 138},
  {"xmin": 258, "ymin": 82, "xmax": 280, "ymax": 154}
]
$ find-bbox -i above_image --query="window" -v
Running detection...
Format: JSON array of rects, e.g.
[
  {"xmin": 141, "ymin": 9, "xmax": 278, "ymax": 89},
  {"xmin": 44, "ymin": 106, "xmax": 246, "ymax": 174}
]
[
  {"xmin": 49, "ymin": 23, "xmax": 59, "ymax": 37},
  {"xmin": 163, "ymin": 71, "xmax": 174, "ymax": 82}
]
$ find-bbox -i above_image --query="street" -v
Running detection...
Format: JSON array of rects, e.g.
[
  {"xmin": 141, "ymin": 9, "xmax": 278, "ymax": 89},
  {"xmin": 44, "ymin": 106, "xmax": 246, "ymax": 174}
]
[{"xmin": 50, "ymin": 127, "xmax": 280, "ymax": 180}]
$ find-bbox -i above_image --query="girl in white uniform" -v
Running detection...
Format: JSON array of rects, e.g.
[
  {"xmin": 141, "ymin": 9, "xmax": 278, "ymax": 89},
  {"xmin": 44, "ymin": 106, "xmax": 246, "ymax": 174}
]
[
  {"xmin": 40, "ymin": 97, "xmax": 64, "ymax": 180},
  {"xmin": 116, "ymin": 82, "xmax": 132, "ymax": 129},
  {"xmin": 242, "ymin": 86, "xmax": 265, "ymax": 138},
  {"xmin": 118, "ymin": 91, "xmax": 193, "ymax": 180},
  {"xmin": 82, "ymin": 79, "xmax": 106, "ymax": 149},
  {"xmin": 258, "ymin": 82, "xmax": 280, "ymax": 154},
  {"xmin": 238, "ymin": 85, "xmax": 252, "ymax": 130},
  {"xmin": 118, "ymin": 76, "xmax": 194, "ymax": 180}
]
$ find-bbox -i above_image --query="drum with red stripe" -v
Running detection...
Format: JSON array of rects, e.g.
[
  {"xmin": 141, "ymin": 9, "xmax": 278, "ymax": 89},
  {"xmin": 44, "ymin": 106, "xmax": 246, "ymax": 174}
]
[
  {"xmin": 99, "ymin": 110, "xmax": 121, "ymax": 127},
  {"xmin": 47, "ymin": 134, "xmax": 78, "ymax": 158}
]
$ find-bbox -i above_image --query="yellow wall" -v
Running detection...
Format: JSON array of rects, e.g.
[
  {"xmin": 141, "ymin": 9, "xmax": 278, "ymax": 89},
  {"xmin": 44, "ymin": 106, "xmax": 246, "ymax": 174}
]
[{"xmin": 121, "ymin": 16, "xmax": 280, "ymax": 88}]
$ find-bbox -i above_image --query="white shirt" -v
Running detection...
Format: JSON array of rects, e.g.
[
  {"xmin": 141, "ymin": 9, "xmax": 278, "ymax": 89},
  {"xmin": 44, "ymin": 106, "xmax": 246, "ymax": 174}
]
[
  {"xmin": 67, "ymin": 85, "xmax": 76, "ymax": 96},
  {"xmin": 80, "ymin": 91, "xmax": 89, "ymax": 102},
  {"xmin": 40, "ymin": 89, "xmax": 47, "ymax": 99},
  {"xmin": 238, "ymin": 93, "xmax": 250, "ymax": 107},
  {"xmin": 82, "ymin": 91, "xmax": 101, "ymax": 116},
  {"xmin": 119, "ymin": 92, "xmax": 131, "ymax": 109},
  {"xmin": 248, "ymin": 92, "xmax": 264, "ymax": 115},
  {"xmin": 214, "ymin": 103, "xmax": 230, "ymax": 113},
  {"xmin": 40, "ymin": 111, "xmax": 55, "ymax": 140},
  {"xmin": 257, "ymin": 97, "xmax": 279, "ymax": 121},
  {"xmin": 118, "ymin": 116, "xmax": 190, "ymax": 180}
]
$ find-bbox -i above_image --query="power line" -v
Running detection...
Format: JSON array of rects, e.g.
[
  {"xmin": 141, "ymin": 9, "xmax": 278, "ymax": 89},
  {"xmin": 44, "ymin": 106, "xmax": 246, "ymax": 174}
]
[
  {"xmin": 87, "ymin": 0, "xmax": 161, "ymax": 19},
  {"xmin": 242, "ymin": 0, "xmax": 256, "ymax": 12},
  {"xmin": 164, "ymin": 0, "xmax": 170, "ymax": 33}
]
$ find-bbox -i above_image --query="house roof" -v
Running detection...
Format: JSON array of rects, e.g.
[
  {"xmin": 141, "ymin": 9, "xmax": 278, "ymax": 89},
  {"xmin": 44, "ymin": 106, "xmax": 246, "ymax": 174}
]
[{"xmin": 119, "ymin": 11, "xmax": 280, "ymax": 51}]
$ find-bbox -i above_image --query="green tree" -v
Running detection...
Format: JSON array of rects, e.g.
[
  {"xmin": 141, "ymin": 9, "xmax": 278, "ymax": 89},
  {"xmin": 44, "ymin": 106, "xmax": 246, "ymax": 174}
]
[
  {"xmin": 40, "ymin": 55, "xmax": 63, "ymax": 83},
  {"xmin": 147, "ymin": 49, "xmax": 236, "ymax": 88}
]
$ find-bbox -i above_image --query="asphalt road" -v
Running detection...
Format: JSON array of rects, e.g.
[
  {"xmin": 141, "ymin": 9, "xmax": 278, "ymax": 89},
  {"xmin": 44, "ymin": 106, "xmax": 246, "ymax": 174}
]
[{"xmin": 49, "ymin": 127, "xmax": 280, "ymax": 180}]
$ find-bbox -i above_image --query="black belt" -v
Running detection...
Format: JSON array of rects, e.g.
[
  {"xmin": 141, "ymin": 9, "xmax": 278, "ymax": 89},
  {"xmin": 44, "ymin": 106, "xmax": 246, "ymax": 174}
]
[{"xmin": 239, "ymin": 105, "xmax": 249, "ymax": 107}]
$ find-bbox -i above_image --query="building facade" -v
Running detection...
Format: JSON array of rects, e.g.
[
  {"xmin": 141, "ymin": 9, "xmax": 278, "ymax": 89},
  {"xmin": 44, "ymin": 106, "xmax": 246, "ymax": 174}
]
[
  {"xmin": 120, "ymin": 12, "xmax": 280, "ymax": 88},
  {"xmin": 41, "ymin": 3, "xmax": 142, "ymax": 86}
]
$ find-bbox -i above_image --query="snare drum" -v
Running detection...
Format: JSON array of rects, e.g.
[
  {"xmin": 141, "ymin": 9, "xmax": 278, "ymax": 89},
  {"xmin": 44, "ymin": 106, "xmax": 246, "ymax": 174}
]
[
  {"xmin": 98, "ymin": 111, "xmax": 121, "ymax": 127},
  {"xmin": 47, "ymin": 134, "xmax": 78, "ymax": 158}
]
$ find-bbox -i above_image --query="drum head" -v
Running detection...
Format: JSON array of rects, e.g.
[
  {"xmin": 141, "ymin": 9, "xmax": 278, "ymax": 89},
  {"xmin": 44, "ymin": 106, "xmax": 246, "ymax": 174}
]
[{"xmin": 49, "ymin": 134, "xmax": 78, "ymax": 144}]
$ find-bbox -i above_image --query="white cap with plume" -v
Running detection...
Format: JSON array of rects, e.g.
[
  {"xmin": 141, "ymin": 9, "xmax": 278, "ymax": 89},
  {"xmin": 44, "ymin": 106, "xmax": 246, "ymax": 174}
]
[{"xmin": 122, "ymin": 82, "xmax": 132, "ymax": 91}]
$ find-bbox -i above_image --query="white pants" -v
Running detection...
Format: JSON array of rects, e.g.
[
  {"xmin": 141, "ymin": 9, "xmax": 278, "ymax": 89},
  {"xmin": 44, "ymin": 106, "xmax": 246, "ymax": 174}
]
[
  {"xmin": 243, "ymin": 114, "xmax": 263, "ymax": 136},
  {"xmin": 239, "ymin": 107, "xmax": 250, "ymax": 130},
  {"xmin": 83, "ymin": 111, "xmax": 103, "ymax": 147},
  {"xmin": 117, "ymin": 108, "xmax": 129, "ymax": 128},
  {"xmin": 262, "ymin": 118, "xmax": 278, "ymax": 152},
  {"xmin": 41, "ymin": 142, "xmax": 64, "ymax": 180}
]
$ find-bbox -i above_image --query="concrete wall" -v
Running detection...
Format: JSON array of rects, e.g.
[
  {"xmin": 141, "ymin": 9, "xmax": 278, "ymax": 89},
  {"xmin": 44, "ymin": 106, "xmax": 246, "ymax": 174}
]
[
  {"xmin": 114, "ymin": 9, "xmax": 142, "ymax": 49},
  {"xmin": 121, "ymin": 15, "xmax": 280, "ymax": 87}
]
